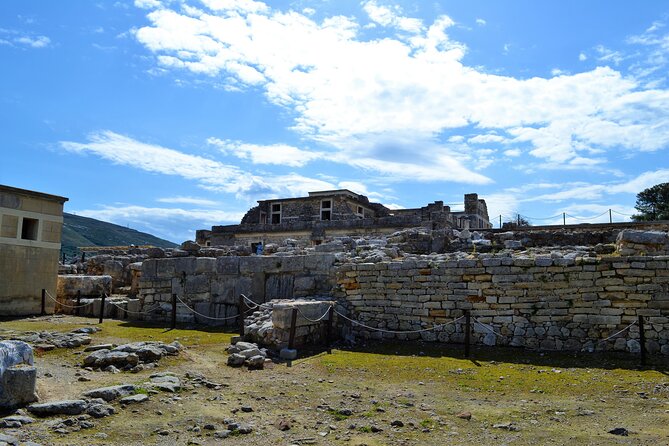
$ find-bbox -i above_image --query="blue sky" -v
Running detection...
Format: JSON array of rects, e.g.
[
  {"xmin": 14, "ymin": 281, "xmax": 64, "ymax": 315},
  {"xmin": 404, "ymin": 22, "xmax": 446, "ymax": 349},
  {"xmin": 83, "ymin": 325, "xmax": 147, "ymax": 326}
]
[{"xmin": 2, "ymin": 0, "xmax": 669, "ymax": 243}]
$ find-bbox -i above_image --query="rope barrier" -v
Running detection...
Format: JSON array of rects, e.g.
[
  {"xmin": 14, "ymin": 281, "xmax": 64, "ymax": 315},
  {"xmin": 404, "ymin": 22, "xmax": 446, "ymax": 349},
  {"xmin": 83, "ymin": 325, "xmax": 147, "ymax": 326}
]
[
  {"xmin": 106, "ymin": 299, "xmax": 163, "ymax": 316},
  {"xmin": 473, "ymin": 318, "xmax": 506, "ymax": 338},
  {"xmin": 611, "ymin": 210, "xmax": 635, "ymax": 217},
  {"xmin": 240, "ymin": 293, "xmax": 273, "ymax": 310},
  {"xmin": 295, "ymin": 305, "xmax": 332, "ymax": 323},
  {"xmin": 594, "ymin": 319, "xmax": 638, "ymax": 345},
  {"xmin": 44, "ymin": 290, "xmax": 94, "ymax": 309},
  {"xmin": 334, "ymin": 309, "xmax": 464, "ymax": 334},
  {"xmin": 565, "ymin": 211, "xmax": 610, "ymax": 221},
  {"xmin": 175, "ymin": 295, "xmax": 243, "ymax": 321}
]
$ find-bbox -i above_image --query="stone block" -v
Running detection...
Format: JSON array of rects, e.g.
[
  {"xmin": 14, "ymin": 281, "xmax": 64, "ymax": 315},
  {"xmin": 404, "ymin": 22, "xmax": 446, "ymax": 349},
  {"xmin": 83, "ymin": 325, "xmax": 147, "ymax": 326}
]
[
  {"xmin": 0, "ymin": 366, "xmax": 38, "ymax": 410},
  {"xmin": 273, "ymin": 301, "xmax": 333, "ymax": 329},
  {"xmin": 216, "ymin": 257, "xmax": 240, "ymax": 275}
]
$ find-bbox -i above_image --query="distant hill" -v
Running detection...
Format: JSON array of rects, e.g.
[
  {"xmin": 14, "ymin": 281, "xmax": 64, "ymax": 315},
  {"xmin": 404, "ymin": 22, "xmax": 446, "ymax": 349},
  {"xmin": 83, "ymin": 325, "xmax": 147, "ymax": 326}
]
[{"xmin": 61, "ymin": 212, "xmax": 177, "ymax": 260}]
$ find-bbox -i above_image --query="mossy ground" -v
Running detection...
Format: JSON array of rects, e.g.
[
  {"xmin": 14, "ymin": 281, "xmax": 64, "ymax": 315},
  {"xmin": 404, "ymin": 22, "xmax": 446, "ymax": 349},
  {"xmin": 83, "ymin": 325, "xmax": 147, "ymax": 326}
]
[{"xmin": 1, "ymin": 315, "xmax": 668, "ymax": 445}]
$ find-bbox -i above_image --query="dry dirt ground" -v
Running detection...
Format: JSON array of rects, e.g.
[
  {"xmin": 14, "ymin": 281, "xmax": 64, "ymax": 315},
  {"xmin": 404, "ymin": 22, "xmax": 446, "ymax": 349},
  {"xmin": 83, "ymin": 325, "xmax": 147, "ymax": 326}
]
[{"xmin": 1, "ymin": 315, "xmax": 669, "ymax": 446}]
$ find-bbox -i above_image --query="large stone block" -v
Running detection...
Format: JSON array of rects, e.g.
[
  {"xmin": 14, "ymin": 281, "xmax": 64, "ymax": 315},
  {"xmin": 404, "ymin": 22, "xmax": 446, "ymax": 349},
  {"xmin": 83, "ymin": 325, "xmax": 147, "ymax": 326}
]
[
  {"xmin": 57, "ymin": 275, "xmax": 112, "ymax": 298},
  {"xmin": 273, "ymin": 300, "xmax": 334, "ymax": 329}
]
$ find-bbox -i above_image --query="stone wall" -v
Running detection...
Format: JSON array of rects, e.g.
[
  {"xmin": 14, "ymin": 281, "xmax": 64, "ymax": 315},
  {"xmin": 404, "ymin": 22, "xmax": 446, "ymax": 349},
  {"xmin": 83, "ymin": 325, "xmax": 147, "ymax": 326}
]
[
  {"xmin": 335, "ymin": 254, "xmax": 669, "ymax": 354},
  {"xmin": 137, "ymin": 254, "xmax": 336, "ymax": 325}
]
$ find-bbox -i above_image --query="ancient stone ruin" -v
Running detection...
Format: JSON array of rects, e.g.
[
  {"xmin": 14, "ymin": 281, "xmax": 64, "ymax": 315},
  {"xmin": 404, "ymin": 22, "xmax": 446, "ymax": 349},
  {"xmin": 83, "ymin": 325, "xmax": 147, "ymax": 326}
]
[{"xmin": 53, "ymin": 223, "xmax": 669, "ymax": 357}]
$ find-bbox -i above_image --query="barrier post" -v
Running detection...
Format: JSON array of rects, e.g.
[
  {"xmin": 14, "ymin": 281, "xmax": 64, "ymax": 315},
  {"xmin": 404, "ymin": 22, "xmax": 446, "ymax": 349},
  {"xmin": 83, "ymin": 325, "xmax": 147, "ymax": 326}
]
[
  {"xmin": 464, "ymin": 310, "xmax": 471, "ymax": 358},
  {"xmin": 99, "ymin": 293, "xmax": 106, "ymax": 324},
  {"xmin": 75, "ymin": 290, "xmax": 81, "ymax": 316},
  {"xmin": 41, "ymin": 289, "xmax": 46, "ymax": 316},
  {"xmin": 563, "ymin": 212, "xmax": 566, "ymax": 226},
  {"xmin": 609, "ymin": 209, "xmax": 613, "ymax": 224},
  {"xmin": 325, "ymin": 305, "xmax": 334, "ymax": 354},
  {"xmin": 238, "ymin": 295, "xmax": 246, "ymax": 337},
  {"xmin": 639, "ymin": 315, "xmax": 646, "ymax": 366},
  {"xmin": 288, "ymin": 308, "xmax": 298, "ymax": 350},
  {"xmin": 171, "ymin": 293, "xmax": 177, "ymax": 329}
]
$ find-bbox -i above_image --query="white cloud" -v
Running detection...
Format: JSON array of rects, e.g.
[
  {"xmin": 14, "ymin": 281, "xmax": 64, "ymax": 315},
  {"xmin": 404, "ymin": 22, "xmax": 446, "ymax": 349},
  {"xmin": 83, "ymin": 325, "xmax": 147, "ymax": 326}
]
[
  {"xmin": 362, "ymin": 1, "xmax": 423, "ymax": 33},
  {"xmin": 75, "ymin": 204, "xmax": 245, "ymax": 243},
  {"xmin": 207, "ymin": 138, "xmax": 326, "ymax": 167},
  {"xmin": 130, "ymin": 1, "xmax": 669, "ymax": 178},
  {"xmin": 475, "ymin": 18, "xmax": 486, "ymax": 26},
  {"xmin": 59, "ymin": 130, "xmax": 337, "ymax": 198},
  {"xmin": 156, "ymin": 196, "xmax": 221, "ymax": 206},
  {"xmin": 579, "ymin": 52, "xmax": 587, "ymax": 61},
  {"xmin": 14, "ymin": 35, "xmax": 50, "ymax": 48},
  {"xmin": 503, "ymin": 148, "xmax": 521, "ymax": 157}
]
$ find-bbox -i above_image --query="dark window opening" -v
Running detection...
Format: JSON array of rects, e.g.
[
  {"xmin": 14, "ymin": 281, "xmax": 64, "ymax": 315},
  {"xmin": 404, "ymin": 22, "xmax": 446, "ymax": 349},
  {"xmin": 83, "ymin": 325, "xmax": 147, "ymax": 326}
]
[
  {"xmin": 321, "ymin": 210, "xmax": 331, "ymax": 221},
  {"xmin": 21, "ymin": 218, "xmax": 39, "ymax": 241},
  {"xmin": 271, "ymin": 204, "xmax": 281, "ymax": 212},
  {"xmin": 271, "ymin": 213, "xmax": 281, "ymax": 224}
]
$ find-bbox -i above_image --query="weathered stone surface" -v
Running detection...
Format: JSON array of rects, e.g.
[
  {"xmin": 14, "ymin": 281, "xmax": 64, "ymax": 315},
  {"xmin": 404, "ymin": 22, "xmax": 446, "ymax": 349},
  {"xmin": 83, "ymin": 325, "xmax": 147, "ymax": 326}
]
[
  {"xmin": 120, "ymin": 394, "xmax": 149, "ymax": 405},
  {"xmin": 82, "ymin": 384, "xmax": 136, "ymax": 402},
  {"xmin": 28, "ymin": 400, "xmax": 89, "ymax": 416},
  {"xmin": 147, "ymin": 373, "xmax": 181, "ymax": 392},
  {"xmin": 0, "ymin": 366, "xmax": 37, "ymax": 410},
  {"xmin": 57, "ymin": 275, "xmax": 112, "ymax": 298}
]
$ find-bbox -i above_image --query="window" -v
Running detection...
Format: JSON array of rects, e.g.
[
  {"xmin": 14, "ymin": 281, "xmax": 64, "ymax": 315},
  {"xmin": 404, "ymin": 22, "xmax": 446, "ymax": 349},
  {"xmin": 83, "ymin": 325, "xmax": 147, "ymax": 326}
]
[
  {"xmin": 271, "ymin": 203, "xmax": 281, "ymax": 224},
  {"xmin": 260, "ymin": 212, "xmax": 267, "ymax": 224},
  {"xmin": 357, "ymin": 206, "xmax": 364, "ymax": 218},
  {"xmin": 321, "ymin": 200, "xmax": 331, "ymax": 221},
  {"xmin": 21, "ymin": 218, "xmax": 39, "ymax": 241}
]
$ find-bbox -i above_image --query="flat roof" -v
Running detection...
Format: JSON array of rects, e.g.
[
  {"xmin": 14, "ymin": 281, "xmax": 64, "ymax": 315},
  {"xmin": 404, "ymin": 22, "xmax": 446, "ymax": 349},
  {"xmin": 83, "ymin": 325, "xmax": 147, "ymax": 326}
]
[{"xmin": 0, "ymin": 184, "xmax": 69, "ymax": 203}]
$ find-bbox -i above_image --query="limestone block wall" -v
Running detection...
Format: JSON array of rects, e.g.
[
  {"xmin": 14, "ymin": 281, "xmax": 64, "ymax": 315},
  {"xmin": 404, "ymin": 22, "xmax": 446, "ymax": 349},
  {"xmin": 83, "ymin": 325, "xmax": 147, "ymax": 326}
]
[
  {"xmin": 335, "ymin": 254, "xmax": 669, "ymax": 355},
  {"xmin": 137, "ymin": 254, "xmax": 336, "ymax": 325}
]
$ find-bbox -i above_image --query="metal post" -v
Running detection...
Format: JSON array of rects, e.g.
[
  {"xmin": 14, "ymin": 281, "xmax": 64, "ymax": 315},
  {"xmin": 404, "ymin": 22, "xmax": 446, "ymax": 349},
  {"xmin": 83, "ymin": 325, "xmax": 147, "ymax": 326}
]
[
  {"xmin": 171, "ymin": 293, "xmax": 177, "ymax": 329},
  {"xmin": 325, "ymin": 305, "xmax": 334, "ymax": 354},
  {"xmin": 639, "ymin": 315, "xmax": 646, "ymax": 366},
  {"xmin": 499, "ymin": 215, "xmax": 502, "ymax": 229},
  {"xmin": 464, "ymin": 310, "xmax": 471, "ymax": 358},
  {"xmin": 288, "ymin": 308, "xmax": 298, "ymax": 350},
  {"xmin": 75, "ymin": 290, "xmax": 81, "ymax": 316},
  {"xmin": 99, "ymin": 293, "xmax": 106, "ymax": 324},
  {"xmin": 238, "ymin": 295, "xmax": 246, "ymax": 337},
  {"xmin": 563, "ymin": 212, "xmax": 566, "ymax": 226},
  {"xmin": 41, "ymin": 289, "xmax": 46, "ymax": 316},
  {"xmin": 609, "ymin": 209, "xmax": 613, "ymax": 224},
  {"xmin": 516, "ymin": 214, "xmax": 520, "ymax": 226}
]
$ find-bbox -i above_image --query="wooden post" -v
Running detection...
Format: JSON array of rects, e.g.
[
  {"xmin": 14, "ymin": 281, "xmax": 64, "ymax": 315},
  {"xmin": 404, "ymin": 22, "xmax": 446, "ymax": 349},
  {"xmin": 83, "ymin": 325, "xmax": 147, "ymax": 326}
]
[
  {"xmin": 563, "ymin": 212, "xmax": 566, "ymax": 226},
  {"xmin": 171, "ymin": 293, "xmax": 177, "ymax": 329},
  {"xmin": 238, "ymin": 295, "xmax": 246, "ymax": 337},
  {"xmin": 41, "ymin": 289, "xmax": 46, "ymax": 316},
  {"xmin": 288, "ymin": 308, "xmax": 298, "ymax": 350},
  {"xmin": 75, "ymin": 290, "xmax": 81, "ymax": 316},
  {"xmin": 609, "ymin": 209, "xmax": 613, "ymax": 224},
  {"xmin": 99, "ymin": 293, "xmax": 106, "ymax": 324},
  {"xmin": 325, "ymin": 305, "xmax": 334, "ymax": 354},
  {"xmin": 499, "ymin": 215, "xmax": 502, "ymax": 229},
  {"xmin": 464, "ymin": 310, "xmax": 471, "ymax": 358},
  {"xmin": 639, "ymin": 315, "xmax": 646, "ymax": 366}
]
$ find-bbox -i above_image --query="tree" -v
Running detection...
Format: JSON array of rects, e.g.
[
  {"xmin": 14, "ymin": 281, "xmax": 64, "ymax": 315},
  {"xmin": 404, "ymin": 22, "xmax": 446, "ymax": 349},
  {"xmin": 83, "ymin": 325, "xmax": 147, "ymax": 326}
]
[
  {"xmin": 632, "ymin": 182, "xmax": 669, "ymax": 221},
  {"xmin": 501, "ymin": 213, "xmax": 531, "ymax": 229}
]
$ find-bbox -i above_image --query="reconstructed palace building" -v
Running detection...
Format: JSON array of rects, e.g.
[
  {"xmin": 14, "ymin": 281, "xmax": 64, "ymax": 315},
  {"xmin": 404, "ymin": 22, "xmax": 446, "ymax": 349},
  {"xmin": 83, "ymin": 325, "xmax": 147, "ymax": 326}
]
[{"xmin": 197, "ymin": 190, "xmax": 491, "ymax": 248}]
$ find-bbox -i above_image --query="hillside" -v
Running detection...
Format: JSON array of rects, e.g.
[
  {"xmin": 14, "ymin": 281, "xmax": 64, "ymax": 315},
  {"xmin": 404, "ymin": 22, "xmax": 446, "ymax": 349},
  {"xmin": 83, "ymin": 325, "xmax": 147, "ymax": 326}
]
[{"xmin": 61, "ymin": 212, "xmax": 177, "ymax": 260}]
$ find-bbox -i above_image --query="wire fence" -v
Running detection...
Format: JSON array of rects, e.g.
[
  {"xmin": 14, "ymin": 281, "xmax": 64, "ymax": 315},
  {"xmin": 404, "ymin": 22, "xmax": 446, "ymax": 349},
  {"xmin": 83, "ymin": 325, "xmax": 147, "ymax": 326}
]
[{"xmin": 495, "ymin": 208, "xmax": 640, "ymax": 229}]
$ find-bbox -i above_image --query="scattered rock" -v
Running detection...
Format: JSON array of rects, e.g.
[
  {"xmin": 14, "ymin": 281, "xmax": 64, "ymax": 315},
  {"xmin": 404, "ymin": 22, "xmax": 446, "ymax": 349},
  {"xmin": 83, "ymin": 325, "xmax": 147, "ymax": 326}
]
[
  {"xmin": 120, "ymin": 394, "xmax": 149, "ymax": 405},
  {"xmin": 87, "ymin": 404, "xmax": 115, "ymax": 418},
  {"xmin": 456, "ymin": 411, "xmax": 472, "ymax": 420},
  {"xmin": 28, "ymin": 400, "xmax": 89, "ymax": 416},
  {"xmin": 82, "ymin": 384, "xmax": 136, "ymax": 402},
  {"xmin": 608, "ymin": 427, "xmax": 629, "ymax": 436}
]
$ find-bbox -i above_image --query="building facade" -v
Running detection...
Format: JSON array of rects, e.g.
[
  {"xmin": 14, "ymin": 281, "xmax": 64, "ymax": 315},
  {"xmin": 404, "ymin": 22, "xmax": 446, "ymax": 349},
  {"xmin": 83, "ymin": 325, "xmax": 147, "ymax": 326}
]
[
  {"xmin": 0, "ymin": 185, "xmax": 68, "ymax": 316},
  {"xmin": 197, "ymin": 189, "xmax": 491, "ymax": 248}
]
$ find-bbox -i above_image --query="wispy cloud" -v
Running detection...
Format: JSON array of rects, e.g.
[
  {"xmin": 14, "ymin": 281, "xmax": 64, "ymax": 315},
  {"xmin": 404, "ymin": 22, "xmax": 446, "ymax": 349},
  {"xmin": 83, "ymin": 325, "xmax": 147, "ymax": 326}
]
[
  {"xmin": 59, "ymin": 130, "xmax": 336, "ymax": 198},
  {"xmin": 0, "ymin": 29, "xmax": 51, "ymax": 48},
  {"xmin": 156, "ymin": 196, "xmax": 221, "ymax": 206}
]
